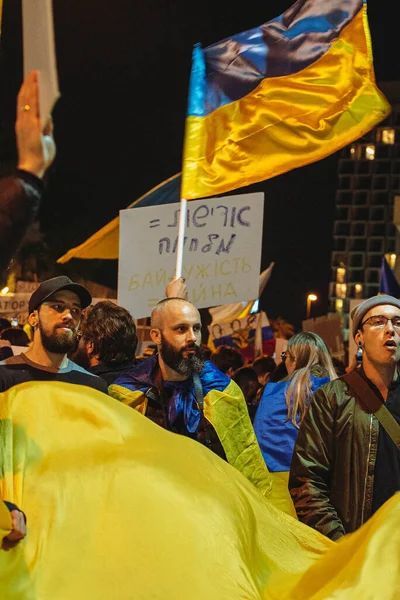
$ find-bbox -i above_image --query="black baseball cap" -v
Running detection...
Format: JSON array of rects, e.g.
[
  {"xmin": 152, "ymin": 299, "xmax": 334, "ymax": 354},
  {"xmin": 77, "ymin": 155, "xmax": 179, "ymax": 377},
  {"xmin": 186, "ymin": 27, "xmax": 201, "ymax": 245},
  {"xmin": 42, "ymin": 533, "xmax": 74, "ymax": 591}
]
[{"xmin": 28, "ymin": 276, "xmax": 92, "ymax": 314}]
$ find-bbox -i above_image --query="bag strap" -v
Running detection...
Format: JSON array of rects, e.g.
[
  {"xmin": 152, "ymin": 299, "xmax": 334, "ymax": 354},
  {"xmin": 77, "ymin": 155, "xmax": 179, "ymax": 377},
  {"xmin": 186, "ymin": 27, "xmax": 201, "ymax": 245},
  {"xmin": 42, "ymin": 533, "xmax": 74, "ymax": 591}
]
[
  {"xmin": 143, "ymin": 364, "xmax": 172, "ymax": 429},
  {"xmin": 192, "ymin": 373, "xmax": 204, "ymax": 411},
  {"xmin": 193, "ymin": 373, "xmax": 213, "ymax": 449},
  {"xmin": 343, "ymin": 369, "xmax": 400, "ymax": 450}
]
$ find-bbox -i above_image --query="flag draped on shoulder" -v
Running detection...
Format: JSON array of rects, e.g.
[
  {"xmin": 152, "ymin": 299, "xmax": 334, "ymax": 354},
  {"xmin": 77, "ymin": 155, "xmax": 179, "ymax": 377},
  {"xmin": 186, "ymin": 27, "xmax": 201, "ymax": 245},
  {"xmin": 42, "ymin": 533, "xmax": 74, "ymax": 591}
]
[{"xmin": 182, "ymin": 0, "xmax": 390, "ymax": 200}]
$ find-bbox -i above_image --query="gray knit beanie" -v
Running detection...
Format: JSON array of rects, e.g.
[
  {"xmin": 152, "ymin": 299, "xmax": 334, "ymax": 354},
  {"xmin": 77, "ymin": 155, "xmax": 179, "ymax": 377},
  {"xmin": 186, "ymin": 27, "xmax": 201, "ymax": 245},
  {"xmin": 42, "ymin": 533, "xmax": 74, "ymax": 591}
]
[{"xmin": 350, "ymin": 294, "xmax": 400, "ymax": 338}]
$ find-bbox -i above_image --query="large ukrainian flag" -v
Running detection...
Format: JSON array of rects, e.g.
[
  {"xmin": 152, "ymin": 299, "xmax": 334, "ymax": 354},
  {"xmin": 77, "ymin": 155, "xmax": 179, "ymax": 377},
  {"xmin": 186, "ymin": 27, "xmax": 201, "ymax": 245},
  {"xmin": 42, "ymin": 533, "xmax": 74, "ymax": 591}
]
[
  {"xmin": 1, "ymin": 381, "xmax": 400, "ymax": 598},
  {"xmin": 182, "ymin": 0, "xmax": 390, "ymax": 200}
]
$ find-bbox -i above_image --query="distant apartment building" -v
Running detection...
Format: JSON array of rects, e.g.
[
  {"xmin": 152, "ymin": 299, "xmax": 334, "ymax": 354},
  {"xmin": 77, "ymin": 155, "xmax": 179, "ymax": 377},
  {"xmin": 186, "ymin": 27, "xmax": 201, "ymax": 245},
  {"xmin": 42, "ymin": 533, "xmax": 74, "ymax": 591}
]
[{"xmin": 330, "ymin": 82, "xmax": 400, "ymax": 335}]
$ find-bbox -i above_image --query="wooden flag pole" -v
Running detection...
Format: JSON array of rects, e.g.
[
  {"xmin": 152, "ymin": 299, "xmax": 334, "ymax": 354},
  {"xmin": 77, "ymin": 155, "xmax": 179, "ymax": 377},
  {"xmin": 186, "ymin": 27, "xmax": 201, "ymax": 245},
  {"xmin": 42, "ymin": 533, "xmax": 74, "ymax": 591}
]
[{"xmin": 174, "ymin": 198, "xmax": 187, "ymax": 278}]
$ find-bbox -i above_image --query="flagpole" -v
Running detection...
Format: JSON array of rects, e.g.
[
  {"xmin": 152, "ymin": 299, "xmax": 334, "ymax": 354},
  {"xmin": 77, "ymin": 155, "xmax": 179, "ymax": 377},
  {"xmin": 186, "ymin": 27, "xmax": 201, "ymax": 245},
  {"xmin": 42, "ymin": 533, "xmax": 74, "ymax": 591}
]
[
  {"xmin": 254, "ymin": 313, "xmax": 263, "ymax": 358},
  {"xmin": 175, "ymin": 42, "xmax": 201, "ymax": 279},
  {"xmin": 175, "ymin": 198, "xmax": 187, "ymax": 278}
]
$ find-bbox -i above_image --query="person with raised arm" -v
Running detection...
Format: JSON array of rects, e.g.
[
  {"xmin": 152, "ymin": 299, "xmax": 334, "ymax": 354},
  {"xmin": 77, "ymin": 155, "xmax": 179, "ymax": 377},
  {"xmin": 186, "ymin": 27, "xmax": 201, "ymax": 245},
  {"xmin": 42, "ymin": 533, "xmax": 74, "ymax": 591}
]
[{"xmin": 0, "ymin": 71, "xmax": 56, "ymax": 276}]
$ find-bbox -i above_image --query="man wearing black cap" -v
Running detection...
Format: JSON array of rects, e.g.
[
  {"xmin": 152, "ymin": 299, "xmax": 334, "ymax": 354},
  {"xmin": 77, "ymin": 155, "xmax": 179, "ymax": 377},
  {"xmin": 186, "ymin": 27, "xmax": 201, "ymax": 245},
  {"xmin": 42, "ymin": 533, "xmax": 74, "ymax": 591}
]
[
  {"xmin": 289, "ymin": 294, "xmax": 400, "ymax": 540},
  {"xmin": 0, "ymin": 276, "xmax": 107, "ymax": 394}
]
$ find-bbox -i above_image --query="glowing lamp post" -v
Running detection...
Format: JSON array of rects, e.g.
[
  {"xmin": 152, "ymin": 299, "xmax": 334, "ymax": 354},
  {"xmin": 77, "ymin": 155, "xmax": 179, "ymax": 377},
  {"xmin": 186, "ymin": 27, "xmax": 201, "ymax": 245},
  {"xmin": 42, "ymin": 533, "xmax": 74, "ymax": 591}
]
[{"xmin": 306, "ymin": 293, "xmax": 317, "ymax": 319}]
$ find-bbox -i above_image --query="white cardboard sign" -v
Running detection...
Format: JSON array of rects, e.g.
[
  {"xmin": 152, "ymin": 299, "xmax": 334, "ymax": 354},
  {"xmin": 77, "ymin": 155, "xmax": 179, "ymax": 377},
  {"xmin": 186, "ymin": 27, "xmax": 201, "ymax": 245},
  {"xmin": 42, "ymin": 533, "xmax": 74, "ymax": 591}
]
[
  {"xmin": 0, "ymin": 293, "xmax": 31, "ymax": 325},
  {"xmin": 118, "ymin": 192, "xmax": 264, "ymax": 319},
  {"xmin": 22, "ymin": 0, "xmax": 60, "ymax": 127}
]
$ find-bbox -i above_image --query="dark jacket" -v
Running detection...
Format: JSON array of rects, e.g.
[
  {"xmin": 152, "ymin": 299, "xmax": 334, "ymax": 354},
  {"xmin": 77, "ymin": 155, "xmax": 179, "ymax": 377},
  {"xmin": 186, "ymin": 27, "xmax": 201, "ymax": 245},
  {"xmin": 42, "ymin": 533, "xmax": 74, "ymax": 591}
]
[
  {"xmin": 254, "ymin": 372, "xmax": 330, "ymax": 472},
  {"xmin": 89, "ymin": 361, "xmax": 138, "ymax": 387},
  {"xmin": 110, "ymin": 355, "xmax": 273, "ymax": 497},
  {"xmin": 0, "ymin": 171, "xmax": 43, "ymax": 276},
  {"xmin": 289, "ymin": 372, "xmax": 380, "ymax": 540}
]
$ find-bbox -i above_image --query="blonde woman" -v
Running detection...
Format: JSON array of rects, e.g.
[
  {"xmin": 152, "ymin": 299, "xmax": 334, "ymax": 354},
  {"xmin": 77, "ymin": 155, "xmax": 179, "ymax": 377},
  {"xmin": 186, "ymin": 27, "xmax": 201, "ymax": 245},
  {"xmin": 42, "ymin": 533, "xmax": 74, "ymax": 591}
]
[{"xmin": 253, "ymin": 332, "xmax": 337, "ymax": 487}]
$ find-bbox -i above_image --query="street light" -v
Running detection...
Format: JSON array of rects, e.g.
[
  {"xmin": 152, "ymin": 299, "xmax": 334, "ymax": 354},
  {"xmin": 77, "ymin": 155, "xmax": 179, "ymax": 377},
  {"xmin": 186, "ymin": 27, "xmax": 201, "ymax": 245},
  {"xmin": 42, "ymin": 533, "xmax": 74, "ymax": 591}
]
[{"xmin": 306, "ymin": 293, "xmax": 317, "ymax": 319}]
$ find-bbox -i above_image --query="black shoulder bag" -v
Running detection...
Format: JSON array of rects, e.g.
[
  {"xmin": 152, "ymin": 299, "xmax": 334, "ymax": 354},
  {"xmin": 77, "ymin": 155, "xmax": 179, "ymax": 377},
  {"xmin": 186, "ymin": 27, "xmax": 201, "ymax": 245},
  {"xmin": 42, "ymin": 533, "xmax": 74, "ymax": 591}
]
[
  {"xmin": 193, "ymin": 373, "xmax": 213, "ymax": 449},
  {"xmin": 344, "ymin": 369, "xmax": 400, "ymax": 450}
]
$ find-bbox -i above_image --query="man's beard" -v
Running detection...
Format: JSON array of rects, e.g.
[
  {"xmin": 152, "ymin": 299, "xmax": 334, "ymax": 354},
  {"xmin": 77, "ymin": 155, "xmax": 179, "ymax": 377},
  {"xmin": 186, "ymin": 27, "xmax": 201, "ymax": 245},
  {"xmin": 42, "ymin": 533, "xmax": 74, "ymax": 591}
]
[
  {"xmin": 160, "ymin": 337, "xmax": 205, "ymax": 376},
  {"xmin": 39, "ymin": 321, "xmax": 78, "ymax": 354}
]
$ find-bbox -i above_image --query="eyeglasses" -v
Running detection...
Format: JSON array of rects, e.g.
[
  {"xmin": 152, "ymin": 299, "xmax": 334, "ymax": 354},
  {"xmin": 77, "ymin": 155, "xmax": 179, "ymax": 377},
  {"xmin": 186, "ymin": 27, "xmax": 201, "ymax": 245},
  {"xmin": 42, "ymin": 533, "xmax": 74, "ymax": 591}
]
[
  {"xmin": 281, "ymin": 350, "xmax": 290, "ymax": 362},
  {"xmin": 360, "ymin": 315, "xmax": 400, "ymax": 330}
]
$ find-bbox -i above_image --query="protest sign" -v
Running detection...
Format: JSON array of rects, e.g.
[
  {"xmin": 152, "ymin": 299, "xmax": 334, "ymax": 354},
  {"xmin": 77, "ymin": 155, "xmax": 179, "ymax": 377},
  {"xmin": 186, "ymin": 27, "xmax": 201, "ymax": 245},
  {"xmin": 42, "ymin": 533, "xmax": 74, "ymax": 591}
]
[
  {"xmin": 0, "ymin": 293, "xmax": 30, "ymax": 325},
  {"xmin": 303, "ymin": 313, "xmax": 345, "ymax": 362},
  {"xmin": 22, "ymin": 0, "xmax": 60, "ymax": 127},
  {"xmin": 118, "ymin": 192, "xmax": 264, "ymax": 319},
  {"xmin": 208, "ymin": 311, "xmax": 275, "ymax": 363},
  {"xmin": 15, "ymin": 281, "xmax": 40, "ymax": 294}
]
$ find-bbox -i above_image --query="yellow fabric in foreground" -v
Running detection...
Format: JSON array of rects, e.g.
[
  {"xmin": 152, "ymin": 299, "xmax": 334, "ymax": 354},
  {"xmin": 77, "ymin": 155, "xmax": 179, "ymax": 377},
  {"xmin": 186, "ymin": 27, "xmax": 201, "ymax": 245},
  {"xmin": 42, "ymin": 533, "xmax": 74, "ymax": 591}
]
[
  {"xmin": 0, "ymin": 381, "xmax": 399, "ymax": 599},
  {"xmin": 268, "ymin": 471, "xmax": 297, "ymax": 517},
  {"xmin": 0, "ymin": 501, "xmax": 12, "ymax": 542},
  {"xmin": 204, "ymin": 379, "xmax": 273, "ymax": 498},
  {"xmin": 182, "ymin": 8, "xmax": 391, "ymax": 200},
  {"xmin": 109, "ymin": 378, "xmax": 291, "ymax": 513}
]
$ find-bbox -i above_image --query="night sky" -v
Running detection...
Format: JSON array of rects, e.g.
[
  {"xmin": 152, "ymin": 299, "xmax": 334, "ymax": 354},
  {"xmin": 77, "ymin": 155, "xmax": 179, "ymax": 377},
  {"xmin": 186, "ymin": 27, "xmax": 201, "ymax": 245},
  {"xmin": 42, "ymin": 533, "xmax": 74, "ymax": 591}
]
[{"xmin": 0, "ymin": 1, "xmax": 399, "ymax": 328}]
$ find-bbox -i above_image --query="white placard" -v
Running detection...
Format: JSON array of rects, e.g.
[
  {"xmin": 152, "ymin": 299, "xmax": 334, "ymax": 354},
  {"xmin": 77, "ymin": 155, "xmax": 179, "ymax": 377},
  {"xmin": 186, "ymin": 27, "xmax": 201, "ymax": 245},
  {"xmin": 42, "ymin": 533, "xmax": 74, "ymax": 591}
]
[
  {"xmin": 118, "ymin": 193, "xmax": 264, "ymax": 319},
  {"xmin": 22, "ymin": 0, "xmax": 60, "ymax": 127},
  {"xmin": 0, "ymin": 293, "xmax": 30, "ymax": 325},
  {"xmin": 15, "ymin": 280, "xmax": 40, "ymax": 294}
]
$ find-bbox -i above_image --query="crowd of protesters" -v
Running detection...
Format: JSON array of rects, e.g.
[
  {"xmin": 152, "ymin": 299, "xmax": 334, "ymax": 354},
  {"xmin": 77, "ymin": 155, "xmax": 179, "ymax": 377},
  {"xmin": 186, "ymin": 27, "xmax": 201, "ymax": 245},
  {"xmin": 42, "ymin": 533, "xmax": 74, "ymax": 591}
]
[
  {"xmin": 1, "ymin": 71, "xmax": 399, "ymax": 595},
  {"xmin": 2, "ymin": 265, "xmax": 399, "ymax": 543}
]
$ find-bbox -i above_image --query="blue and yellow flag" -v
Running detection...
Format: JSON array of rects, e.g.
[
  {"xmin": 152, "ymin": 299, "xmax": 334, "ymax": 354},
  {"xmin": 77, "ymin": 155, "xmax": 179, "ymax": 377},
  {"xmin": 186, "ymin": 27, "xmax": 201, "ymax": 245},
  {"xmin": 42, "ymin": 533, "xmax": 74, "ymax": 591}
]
[
  {"xmin": 182, "ymin": 0, "xmax": 391, "ymax": 200},
  {"xmin": 1, "ymin": 381, "xmax": 400, "ymax": 598},
  {"xmin": 379, "ymin": 255, "xmax": 400, "ymax": 297}
]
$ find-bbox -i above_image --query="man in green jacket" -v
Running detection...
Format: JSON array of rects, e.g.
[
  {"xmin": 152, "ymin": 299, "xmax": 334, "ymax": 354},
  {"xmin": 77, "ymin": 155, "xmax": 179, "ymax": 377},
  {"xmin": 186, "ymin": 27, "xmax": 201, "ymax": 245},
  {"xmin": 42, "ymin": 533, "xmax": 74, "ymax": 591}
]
[{"xmin": 289, "ymin": 294, "xmax": 400, "ymax": 540}]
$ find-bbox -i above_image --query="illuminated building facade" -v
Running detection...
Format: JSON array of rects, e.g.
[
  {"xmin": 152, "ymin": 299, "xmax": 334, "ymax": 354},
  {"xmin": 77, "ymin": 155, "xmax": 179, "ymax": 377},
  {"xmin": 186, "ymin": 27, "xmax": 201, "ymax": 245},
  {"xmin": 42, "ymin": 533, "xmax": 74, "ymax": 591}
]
[{"xmin": 329, "ymin": 82, "xmax": 400, "ymax": 334}]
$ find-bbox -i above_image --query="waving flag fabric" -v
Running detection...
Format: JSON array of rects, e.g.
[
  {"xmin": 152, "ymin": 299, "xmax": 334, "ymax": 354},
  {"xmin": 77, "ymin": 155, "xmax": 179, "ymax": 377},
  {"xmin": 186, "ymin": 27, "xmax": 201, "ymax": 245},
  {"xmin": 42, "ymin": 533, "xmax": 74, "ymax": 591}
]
[
  {"xmin": 208, "ymin": 311, "xmax": 276, "ymax": 362},
  {"xmin": 182, "ymin": 0, "xmax": 390, "ymax": 200},
  {"xmin": 57, "ymin": 172, "xmax": 182, "ymax": 263},
  {"xmin": 379, "ymin": 255, "xmax": 400, "ymax": 297}
]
